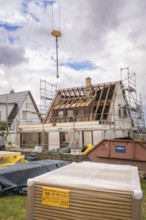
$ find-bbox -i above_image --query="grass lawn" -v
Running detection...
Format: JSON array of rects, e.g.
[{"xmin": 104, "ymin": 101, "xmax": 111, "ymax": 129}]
[
  {"xmin": 0, "ymin": 180, "xmax": 146, "ymax": 220},
  {"xmin": 0, "ymin": 195, "xmax": 27, "ymax": 220},
  {"xmin": 142, "ymin": 179, "xmax": 146, "ymax": 220}
]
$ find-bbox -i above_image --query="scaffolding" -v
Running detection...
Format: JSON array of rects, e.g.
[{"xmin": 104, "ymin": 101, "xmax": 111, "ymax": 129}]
[
  {"xmin": 120, "ymin": 67, "xmax": 145, "ymax": 132},
  {"xmin": 40, "ymin": 79, "xmax": 57, "ymax": 114}
]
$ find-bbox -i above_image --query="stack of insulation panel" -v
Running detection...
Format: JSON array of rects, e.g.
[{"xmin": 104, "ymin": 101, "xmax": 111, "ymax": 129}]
[{"xmin": 26, "ymin": 162, "xmax": 142, "ymax": 220}]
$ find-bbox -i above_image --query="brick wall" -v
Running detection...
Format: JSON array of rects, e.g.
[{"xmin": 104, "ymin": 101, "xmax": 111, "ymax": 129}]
[{"xmin": 21, "ymin": 151, "xmax": 89, "ymax": 163}]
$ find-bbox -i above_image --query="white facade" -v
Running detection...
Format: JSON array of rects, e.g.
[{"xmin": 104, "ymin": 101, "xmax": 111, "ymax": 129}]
[
  {"xmin": 0, "ymin": 103, "xmax": 14, "ymax": 122},
  {"xmin": 0, "ymin": 93, "xmax": 40, "ymax": 129},
  {"xmin": 19, "ymin": 119, "xmax": 131, "ymax": 150},
  {"xmin": 0, "ymin": 91, "xmax": 41, "ymax": 145},
  {"xmin": 112, "ymin": 82, "xmax": 131, "ymax": 128},
  {"xmin": 11, "ymin": 93, "xmax": 41, "ymax": 130},
  {"xmin": 48, "ymin": 131, "xmax": 60, "ymax": 150}
]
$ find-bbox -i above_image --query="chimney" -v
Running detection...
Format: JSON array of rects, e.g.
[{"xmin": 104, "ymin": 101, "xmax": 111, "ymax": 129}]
[
  {"xmin": 10, "ymin": 89, "xmax": 15, "ymax": 94},
  {"xmin": 85, "ymin": 77, "xmax": 91, "ymax": 97}
]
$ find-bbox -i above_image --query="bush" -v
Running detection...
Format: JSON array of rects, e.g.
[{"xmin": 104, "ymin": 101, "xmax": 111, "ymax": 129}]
[{"xmin": 0, "ymin": 121, "xmax": 8, "ymax": 131}]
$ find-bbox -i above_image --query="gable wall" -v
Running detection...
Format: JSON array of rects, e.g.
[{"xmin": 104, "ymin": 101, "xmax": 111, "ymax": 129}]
[
  {"xmin": 11, "ymin": 94, "xmax": 41, "ymax": 130},
  {"xmin": 0, "ymin": 103, "xmax": 15, "ymax": 121},
  {"xmin": 110, "ymin": 82, "xmax": 131, "ymax": 129}
]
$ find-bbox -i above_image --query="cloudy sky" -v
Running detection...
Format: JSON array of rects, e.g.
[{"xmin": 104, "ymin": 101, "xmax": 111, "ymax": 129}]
[{"xmin": 0, "ymin": 0, "xmax": 146, "ymax": 118}]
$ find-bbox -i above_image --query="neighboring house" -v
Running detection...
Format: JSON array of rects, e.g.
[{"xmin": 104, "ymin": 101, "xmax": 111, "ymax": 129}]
[
  {"xmin": 0, "ymin": 91, "xmax": 41, "ymax": 144},
  {"xmin": 18, "ymin": 77, "xmax": 144, "ymax": 150}
]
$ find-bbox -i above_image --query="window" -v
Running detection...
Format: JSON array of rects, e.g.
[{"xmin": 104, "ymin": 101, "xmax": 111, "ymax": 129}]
[
  {"xmin": 76, "ymin": 108, "xmax": 84, "ymax": 116},
  {"xmin": 67, "ymin": 110, "xmax": 74, "ymax": 117},
  {"xmin": 60, "ymin": 132, "xmax": 69, "ymax": 148},
  {"xmin": 58, "ymin": 110, "xmax": 63, "ymax": 117},
  {"xmin": 119, "ymin": 106, "xmax": 128, "ymax": 118},
  {"xmin": 67, "ymin": 110, "xmax": 74, "ymax": 121},
  {"xmin": 22, "ymin": 111, "xmax": 27, "ymax": 120}
]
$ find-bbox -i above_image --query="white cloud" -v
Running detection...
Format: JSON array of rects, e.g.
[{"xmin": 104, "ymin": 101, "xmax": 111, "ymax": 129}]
[
  {"xmin": 0, "ymin": 0, "xmax": 146, "ymax": 119},
  {"xmin": 0, "ymin": 44, "xmax": 27, "ymax": 66}
]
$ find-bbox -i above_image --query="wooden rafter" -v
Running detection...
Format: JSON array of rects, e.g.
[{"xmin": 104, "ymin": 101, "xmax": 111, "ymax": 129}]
[
  {"xmin": 75, "ymin": 96, "xmax": 86, "ymax": 107},
  {"xmin": 107, "ymin": 84, "xmax": 116, "ymax": 122},
  {"xmin": 44, "ymin": 81, "xmax": 119, "ymax": 123},
  {"xmin": 53, "ymin": 99, "xmax": 64, "ymax": 109},
  {"xmin": 93, "ymin": 84, "xmax": 105, "ymax": 120},
  {"xmin": 100, "ymin": 83, "xmax": 111, "ymax": 120},
  {"xmin": 54, "ymin": 86, "xmax": 89, "ymax": 109},
  {"xmin": 77, "ymin": 88, "xmax": 82, "ymax": 96},
  {"xmin": 67, "ymin": 97, "xmax": 77, "ymax": 108},
  {"xmin": 90, "ymin": 86, "xmax": 100, "ymax": 120},
  {"xmin": 84, "ymin": 96, "xmax": 93, "ymax": 106}
]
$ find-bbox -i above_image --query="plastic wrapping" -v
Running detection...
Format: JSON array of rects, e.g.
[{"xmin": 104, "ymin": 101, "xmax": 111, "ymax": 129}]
[
  {"xmin": 26, "ymin": 162, "xmax": 142, "ymax": 220},
  {"xmin": 31, "ymin": 162, "xmax": 141, "ymax": 193}
]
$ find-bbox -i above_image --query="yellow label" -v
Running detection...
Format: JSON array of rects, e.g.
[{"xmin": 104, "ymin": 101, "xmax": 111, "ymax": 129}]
[{"xmin": 42, "ymin": 187, "xmax": 70, "ymax": 208}]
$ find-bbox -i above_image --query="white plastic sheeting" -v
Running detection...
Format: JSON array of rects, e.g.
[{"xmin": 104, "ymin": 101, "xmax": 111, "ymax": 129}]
[{"xmin": 29, "ymin": 161, "xmax": 142, "ymax": 199}]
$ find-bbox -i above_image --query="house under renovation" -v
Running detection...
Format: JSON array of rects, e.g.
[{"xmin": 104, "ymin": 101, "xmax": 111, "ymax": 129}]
[{"xmin": 18, "ymin": 74, "xmax": 145, "ymax": 151}]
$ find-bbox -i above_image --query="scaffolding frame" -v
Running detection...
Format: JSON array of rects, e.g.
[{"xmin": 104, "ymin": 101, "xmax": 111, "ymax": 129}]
[
  {"xmin": 40, "ymin": 79, "xmax": 57, "ymax": 114},
  {"xmin": 120, "ymin": 67, "xmax": 145, "ymax": 132}
]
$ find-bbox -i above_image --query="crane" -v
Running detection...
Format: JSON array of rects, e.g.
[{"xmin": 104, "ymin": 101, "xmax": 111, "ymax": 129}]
[{"xmin": 51, "ymin": 0, "xmax": 62, "ymax": 78}]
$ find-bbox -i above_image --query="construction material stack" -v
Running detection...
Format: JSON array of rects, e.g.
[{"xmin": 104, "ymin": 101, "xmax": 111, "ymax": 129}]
[
  {"xmin": 0, "ymin": 151, "xmax": 25, "ymax": 167},
  {"xmin": 26, "ymin": 162, "xmax": 142, "ymax": 220}
]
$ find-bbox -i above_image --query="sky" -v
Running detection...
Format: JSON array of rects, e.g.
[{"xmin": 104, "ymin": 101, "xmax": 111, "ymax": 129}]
[{"xmin": 0, "ymin": 0, "xmax": 146, "ymax": 120}]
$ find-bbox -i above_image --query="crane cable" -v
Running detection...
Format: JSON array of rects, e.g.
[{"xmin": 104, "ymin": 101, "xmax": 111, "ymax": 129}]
[
  {"xmin": 51, "ymin": 0, "xmax": 62, "ymax": 78},
  {"xmin": 59, "ymin": 0, "xmax": 61, "ymax": 31},
  {"xmin": 52, "ymin": 0, "xmax": 61, "ymax": 31}
]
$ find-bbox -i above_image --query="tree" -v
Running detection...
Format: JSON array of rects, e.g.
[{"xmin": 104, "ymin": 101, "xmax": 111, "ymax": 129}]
[{"xmin": 0, "ymin": 121, "xmax": 8, "ymax": 131}]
